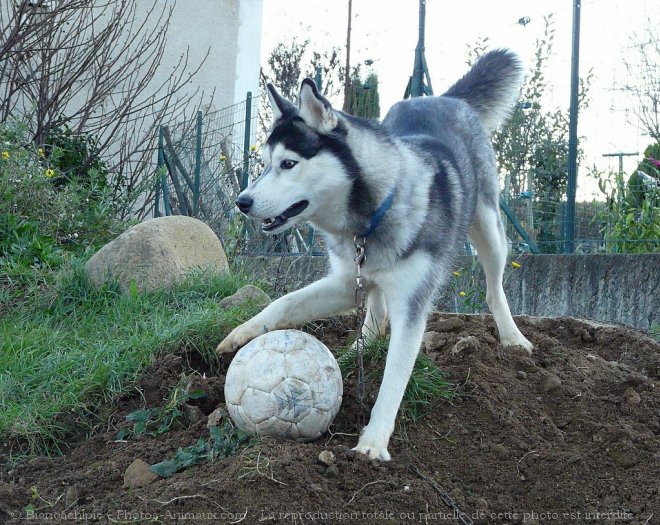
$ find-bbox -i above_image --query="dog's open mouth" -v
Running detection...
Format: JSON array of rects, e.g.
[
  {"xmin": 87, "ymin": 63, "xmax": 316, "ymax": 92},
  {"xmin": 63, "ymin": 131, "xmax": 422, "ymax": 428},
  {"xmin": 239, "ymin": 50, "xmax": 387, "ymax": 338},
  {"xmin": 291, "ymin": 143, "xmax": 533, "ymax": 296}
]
[{"xmin": 261, "ymin": 200, "xmax": 309, "ymax": 232}]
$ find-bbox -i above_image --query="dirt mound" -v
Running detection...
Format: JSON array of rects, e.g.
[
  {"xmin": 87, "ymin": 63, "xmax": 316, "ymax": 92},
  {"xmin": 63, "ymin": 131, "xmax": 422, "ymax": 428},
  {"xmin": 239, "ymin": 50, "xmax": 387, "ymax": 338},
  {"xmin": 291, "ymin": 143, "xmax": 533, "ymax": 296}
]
[{"xmin": 1, "ymin": 314, "xmax": 658, "ymax": 525}]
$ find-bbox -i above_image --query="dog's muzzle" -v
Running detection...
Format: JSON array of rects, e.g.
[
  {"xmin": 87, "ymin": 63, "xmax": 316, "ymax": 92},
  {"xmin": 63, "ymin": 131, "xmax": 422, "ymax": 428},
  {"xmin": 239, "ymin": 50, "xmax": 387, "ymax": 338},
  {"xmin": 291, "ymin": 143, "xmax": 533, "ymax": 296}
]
[{"xmin": 261, "ymin": 200, "xmax": 309, "ymax": 232}]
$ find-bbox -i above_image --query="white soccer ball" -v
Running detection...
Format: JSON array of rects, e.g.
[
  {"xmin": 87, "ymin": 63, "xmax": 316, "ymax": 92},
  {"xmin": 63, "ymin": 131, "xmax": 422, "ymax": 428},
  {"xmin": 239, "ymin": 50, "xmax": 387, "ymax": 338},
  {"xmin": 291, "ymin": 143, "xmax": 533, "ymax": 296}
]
[{"xmin": 224, "ymin": 329, "xmax": 343, "ymax": 441}]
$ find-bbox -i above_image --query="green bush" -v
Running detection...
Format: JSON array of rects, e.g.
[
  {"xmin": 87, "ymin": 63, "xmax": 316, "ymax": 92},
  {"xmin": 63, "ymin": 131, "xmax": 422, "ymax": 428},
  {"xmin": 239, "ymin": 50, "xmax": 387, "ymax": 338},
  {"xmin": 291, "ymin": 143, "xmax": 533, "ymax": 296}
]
[
  {"xmin": 0, "ymin": 120, "xmax": 124, "ymax": 268},
  {"xmin": 594, "ymin": 166, "xmax": 660, "ymax": 253},
  {"xmin": 45, "ymin": 123, "xmax": 109, "ymax": 191}
]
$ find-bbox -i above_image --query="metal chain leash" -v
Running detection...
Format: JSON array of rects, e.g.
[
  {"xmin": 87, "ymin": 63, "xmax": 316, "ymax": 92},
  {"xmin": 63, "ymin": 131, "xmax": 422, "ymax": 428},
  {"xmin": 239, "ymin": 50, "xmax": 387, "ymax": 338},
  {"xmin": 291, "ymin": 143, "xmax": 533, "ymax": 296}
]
[{"xmin": 353, "ymin": 235, "xmax": 367, "ymax": 425}]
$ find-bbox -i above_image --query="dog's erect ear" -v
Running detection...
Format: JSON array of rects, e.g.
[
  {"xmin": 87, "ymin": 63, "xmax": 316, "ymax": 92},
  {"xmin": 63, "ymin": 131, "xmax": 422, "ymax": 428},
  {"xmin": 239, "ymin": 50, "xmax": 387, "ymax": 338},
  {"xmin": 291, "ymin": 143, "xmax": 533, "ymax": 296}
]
[
  {"xmin": 267, "ymin": 83, "xmax": 297, "ymax": 121},
  {"xmin": 299, "ymin": 78, "xmax": 338, "ymax": 134}
]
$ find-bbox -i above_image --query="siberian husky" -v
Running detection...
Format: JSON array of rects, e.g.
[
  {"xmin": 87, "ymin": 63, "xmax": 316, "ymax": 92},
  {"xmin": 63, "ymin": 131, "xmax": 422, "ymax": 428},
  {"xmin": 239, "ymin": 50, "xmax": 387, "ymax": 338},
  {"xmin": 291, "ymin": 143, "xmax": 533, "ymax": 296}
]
[{"xmin": 217, "ymin": 49, "xmax": 533, "ymax": 460}]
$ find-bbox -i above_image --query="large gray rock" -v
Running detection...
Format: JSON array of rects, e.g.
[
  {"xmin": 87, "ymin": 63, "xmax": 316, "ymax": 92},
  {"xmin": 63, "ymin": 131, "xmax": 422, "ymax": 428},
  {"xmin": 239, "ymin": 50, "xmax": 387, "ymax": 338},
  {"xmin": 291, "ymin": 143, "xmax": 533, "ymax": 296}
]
[{"xmin": 86, "ymin": 216, "xmax": 228, "ymax": 293}]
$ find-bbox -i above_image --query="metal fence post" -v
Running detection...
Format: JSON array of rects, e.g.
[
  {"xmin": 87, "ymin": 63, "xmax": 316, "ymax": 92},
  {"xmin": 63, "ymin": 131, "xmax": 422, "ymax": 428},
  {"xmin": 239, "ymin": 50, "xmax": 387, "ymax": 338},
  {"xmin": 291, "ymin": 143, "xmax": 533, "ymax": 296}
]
[
  {"xmin": 315, "ymin": 67, "xmax": 322, "ymax": 90},
  {"xmin": 564, "ymin": 0, "xmax": 581, "ymax": 253},
  {"xmin": 241, "ymin": 92, "xmax": 252, "ymax": 191},
  {"xmin": 155, "ymin": 126, "xmax": 164, "ymax": 217},
  {"xmin": 194, "ymin": 110, "xmax": 202, "ymax": 215}
]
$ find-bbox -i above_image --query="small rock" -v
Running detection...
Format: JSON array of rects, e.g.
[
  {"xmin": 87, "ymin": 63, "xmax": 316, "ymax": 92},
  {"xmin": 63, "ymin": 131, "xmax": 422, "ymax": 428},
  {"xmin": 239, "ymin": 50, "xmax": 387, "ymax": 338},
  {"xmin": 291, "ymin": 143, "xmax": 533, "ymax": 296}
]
[
  {"xmin": 123, "ymin": 459, "xmax": 160, "ymax": 488},
  {"xmin": 516, "ymin": 370, "xmax": 528, "ymax": 380},
  {"xmin": 309, "ymin": 483, "xmax": 324, "ymax": 493},
  {"xmin": 325, "ymin": 464, "xmax": 339, "ymax": 478},
  {"xmin": 207, "ymin": 406, "xmax": 228, "ymax": 428},
  {"xmin": 65, "ymin": 484, "xmax": 79, "ymax": 506},
  {"xmin": 422, "ymin": 331, "xmax": 445, "ymax": 351},
  {"xmin": 542, "ymin": 374, "xmax": 562, "ymax": 393},
  {"xmin": 342, "ymin": 448, "xmax": 356, "ymax": 461},
  {"xmin": 451, "ymin": 336, "xmax": 480, "ymax": 355},
  {"xmin": 622, "ymin": 387, "xmax": 641, "ymax": 405},
  {"xmin": 318, "ymin": 450, "xmax": 335, "ymax": 466},
  {"xmin": 219, "ymin": 285, "xmax": 271, "ymax": 310},
  {"xmin": 182, "ymin": 404, "xmax": 204, "ymax": 426},
  {"xmin": 475, "ymin": 497, "xmax": 489, "ymax": 510}
]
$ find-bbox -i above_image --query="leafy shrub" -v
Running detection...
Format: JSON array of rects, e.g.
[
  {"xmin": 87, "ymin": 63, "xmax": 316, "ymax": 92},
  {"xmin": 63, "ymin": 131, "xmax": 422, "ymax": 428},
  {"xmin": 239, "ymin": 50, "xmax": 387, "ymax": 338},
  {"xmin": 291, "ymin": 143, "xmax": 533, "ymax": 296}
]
[
  {"xmin": 594, "ymin": 166, "xmax": 660, "ymax": 253},
  {"xmin": 0, "ymin": 119, "xmax": 125, "ymax": 268},
  {"xmin": 45, "ymin": 123, "xmax": 109, "ymax": 191}
]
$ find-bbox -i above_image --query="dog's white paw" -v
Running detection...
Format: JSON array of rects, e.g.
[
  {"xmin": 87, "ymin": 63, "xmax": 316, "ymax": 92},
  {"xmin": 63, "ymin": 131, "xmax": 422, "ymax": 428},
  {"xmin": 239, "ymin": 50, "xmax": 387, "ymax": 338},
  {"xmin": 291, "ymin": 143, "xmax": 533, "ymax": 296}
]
[
  {"xmin": 352, "ymin": 426, "xmax": 392, "ymax": 461},
  {"xmin": 216, "ymin": 323, "xmax": 259, "ymax": 354},
  {"xmin": 352, "ymin": 442, "xmax": 391, "ymax": 461},
  {"xmin": 501, "ymin": 332, "xmax": 533, "ymax": 355}
]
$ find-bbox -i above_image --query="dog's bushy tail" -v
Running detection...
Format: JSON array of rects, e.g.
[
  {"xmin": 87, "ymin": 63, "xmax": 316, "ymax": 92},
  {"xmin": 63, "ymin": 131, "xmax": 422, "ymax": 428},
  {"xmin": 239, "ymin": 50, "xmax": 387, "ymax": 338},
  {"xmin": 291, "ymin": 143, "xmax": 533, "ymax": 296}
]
[{"xmin": 443, "ymin": 49, "xmax": 523, "ymax": 132}]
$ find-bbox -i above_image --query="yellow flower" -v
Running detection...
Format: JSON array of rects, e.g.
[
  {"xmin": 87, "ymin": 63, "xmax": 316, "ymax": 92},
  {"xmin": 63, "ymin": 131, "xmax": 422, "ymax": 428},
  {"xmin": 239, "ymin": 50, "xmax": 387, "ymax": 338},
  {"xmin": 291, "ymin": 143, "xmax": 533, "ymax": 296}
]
[
  {"xmin": 250, "ymin": 144, "xmax": 257, "ymax": 152},
  {"xmin": 459, "ymin": 291, "xmax": 466, "ymax": 297},
  {"xmin": 45, "ymin": 169, "xmax": 55, "ymax": 178},
  {"xmin": 1, "ymin": 151, "xmax": 9, "ymax": 161},
  {"xmin": 38, "ymin": 148, "xmax": 45, "ymax": 157},
  {"xmin": 452, "ymin": 271, "xmax": 461, "ymax": 277},
  {"xmin": 220, "ymin": 154, "xmax": 227, "ymax": 161},
  {"xmin": 511, "ymin": 261, "xmax": 521, "ymax": 269}
]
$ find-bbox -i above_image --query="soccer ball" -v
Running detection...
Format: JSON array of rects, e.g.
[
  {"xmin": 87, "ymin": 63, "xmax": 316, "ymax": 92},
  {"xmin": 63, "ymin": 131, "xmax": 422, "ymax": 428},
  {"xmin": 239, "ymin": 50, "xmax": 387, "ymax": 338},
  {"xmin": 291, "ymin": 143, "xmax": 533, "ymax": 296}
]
[{"xmin": 224, "ymin": 330, "xmax": 343, "ymax": 441}]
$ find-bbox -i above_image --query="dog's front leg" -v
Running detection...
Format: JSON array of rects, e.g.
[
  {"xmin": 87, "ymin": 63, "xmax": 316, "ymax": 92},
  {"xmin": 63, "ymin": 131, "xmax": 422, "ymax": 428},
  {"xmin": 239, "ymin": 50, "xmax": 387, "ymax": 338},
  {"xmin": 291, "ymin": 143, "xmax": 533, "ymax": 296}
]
[
  {"xmin": 352, "ymin": 306, "xmax": 427, "ymax": 460},
  {"xmin": 217, "ymin": 274, "xmax": 354, "ymax": 354},
  {"xmin": 353, "ymin": 261, "xmax": 435, "ymax": 460}
]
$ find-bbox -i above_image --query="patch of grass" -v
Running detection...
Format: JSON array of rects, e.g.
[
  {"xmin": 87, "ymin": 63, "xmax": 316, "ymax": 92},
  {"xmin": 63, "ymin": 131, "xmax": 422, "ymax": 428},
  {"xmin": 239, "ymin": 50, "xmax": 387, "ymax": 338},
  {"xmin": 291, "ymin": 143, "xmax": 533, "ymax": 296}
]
[
  {"xmin": 338, "ymin": 336, "xmax": 455, "ymax": 421},
  {"xmin": 0, "ymin": 257, "xmax": 262, "ymax": 456}
]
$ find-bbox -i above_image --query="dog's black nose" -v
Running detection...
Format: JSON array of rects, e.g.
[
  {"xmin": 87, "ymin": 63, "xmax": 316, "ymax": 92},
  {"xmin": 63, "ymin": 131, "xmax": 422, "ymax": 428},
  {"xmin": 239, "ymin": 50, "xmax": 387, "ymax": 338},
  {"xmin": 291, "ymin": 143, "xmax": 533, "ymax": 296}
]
[{"xmin": 235, "ymin": 194, "xmax": 253, "ymax": 214}]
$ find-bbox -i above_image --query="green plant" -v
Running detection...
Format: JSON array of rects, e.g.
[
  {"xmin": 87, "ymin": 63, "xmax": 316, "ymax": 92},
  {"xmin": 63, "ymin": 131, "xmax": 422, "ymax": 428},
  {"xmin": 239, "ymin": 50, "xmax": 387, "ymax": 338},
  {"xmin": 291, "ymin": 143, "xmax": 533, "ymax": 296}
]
[
  {"xmin": 45, "ymin": 123, "xmax": 109, "ymax": 190},
  {"xmin": 149, "ymin": 419, "xmax": 251, "ymax": 478},
  {"xmin": 448, "ymin": 259, "xmax": 487, "ymax": 314},
  {"xmin": 338, "ymin": 336, "xmax": 454, "ymax": 421},
  {"xmin": 0, "ymin": 262, "xmax": 253, "ymax": 456},
  {"xmin": 0, "ymin": 214, "xmax": 63, "ymax": 268},
  {"xmin": 116, "ymin": 380, "xmax": 206, "ymax": 440},
  {"xmin": 0, "ymin": 119, "xmax": 125, "ymax": 263},
  {"xmin": 593, "ymin": 166, "xmax": 659, "ymax": 253},
  {"xmin": 348, "ymin": 72, "xmax": 380, "ymax": 119}
]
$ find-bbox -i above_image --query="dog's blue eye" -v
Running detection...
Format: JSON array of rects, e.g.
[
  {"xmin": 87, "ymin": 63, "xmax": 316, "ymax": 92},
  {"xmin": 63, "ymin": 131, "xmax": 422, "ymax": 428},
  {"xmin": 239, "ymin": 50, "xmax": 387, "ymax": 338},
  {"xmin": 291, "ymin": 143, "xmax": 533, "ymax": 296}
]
[{"xmin": 280, "ymin": 159, "xmax": 297, "ymax": 170}]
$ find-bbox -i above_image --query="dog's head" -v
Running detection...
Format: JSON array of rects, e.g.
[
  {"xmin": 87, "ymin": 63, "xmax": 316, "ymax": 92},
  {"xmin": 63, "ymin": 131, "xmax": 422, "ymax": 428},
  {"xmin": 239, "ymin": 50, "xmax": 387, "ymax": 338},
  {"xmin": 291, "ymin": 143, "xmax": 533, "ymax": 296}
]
[{"xmin": 235, "ymin": 79, "xmax": 353, "ymax": 234}]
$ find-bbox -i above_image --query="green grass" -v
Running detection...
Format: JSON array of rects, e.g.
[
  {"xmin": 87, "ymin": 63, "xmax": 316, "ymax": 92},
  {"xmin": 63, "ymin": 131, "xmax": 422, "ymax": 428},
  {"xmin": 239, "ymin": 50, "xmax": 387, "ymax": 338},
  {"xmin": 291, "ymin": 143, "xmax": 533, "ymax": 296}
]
[
  {"xmin": 338, "ymin": 336, "xmax": 455, "ymax": 421},
  {"xmin": 0, "ymin": 257, "xmax": 260, "ymax": 456}
]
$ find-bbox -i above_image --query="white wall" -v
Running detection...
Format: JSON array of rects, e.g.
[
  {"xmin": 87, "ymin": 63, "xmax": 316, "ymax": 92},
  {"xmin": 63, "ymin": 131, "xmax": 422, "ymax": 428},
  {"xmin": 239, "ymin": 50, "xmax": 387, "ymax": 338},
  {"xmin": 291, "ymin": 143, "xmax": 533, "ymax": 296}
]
[
  {"xmin": 235, "ymin": 0, "xmax": 264, "ymax": 104},
  {"xmin": 137, "ymin": 0, "xmax": 263, "ymax": 112}
]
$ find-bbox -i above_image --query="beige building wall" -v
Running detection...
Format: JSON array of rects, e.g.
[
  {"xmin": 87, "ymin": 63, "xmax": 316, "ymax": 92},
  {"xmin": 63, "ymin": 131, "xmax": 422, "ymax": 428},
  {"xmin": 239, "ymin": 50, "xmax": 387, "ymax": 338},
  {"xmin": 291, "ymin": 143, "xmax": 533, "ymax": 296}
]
[{"xmin": 138, "ymin": 0, "xmax": 263, "ymax": 112}]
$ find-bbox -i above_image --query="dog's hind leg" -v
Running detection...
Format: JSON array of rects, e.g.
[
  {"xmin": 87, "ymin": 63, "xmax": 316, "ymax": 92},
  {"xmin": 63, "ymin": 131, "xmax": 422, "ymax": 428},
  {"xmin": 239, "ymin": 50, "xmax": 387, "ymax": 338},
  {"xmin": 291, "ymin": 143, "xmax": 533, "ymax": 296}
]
[{"xmin": 469, "ymin": 202, "xmax": 533, "ymax": 353}]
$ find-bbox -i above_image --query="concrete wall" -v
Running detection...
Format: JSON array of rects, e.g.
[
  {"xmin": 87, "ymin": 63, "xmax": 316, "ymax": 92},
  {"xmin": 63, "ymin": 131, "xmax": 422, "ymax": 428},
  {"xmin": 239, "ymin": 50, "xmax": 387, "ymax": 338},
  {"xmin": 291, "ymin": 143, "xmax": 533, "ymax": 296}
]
[
  {"xmin": 238, "ymin": 254, "xmax": 660, "ymax": 332},
  {"xmin": 497, "ymin": 254, "xmax": 658, "ymax": 332},
  {"xmin": 138, "ymin": 0, "xmax": 263, "ymax": 110}
]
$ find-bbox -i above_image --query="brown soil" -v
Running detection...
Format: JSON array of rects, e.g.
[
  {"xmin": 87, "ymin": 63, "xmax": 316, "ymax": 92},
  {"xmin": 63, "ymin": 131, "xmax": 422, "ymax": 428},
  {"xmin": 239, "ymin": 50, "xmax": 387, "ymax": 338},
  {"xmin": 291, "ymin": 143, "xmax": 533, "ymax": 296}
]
[{"xmin": 1, "ymin": 314, "xmax": 658, "ymax": 525}]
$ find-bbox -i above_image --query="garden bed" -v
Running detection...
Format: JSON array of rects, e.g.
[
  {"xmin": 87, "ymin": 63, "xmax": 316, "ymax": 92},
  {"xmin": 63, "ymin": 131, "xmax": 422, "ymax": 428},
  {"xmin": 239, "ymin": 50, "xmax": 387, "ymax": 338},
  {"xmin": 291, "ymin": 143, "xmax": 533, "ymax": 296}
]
[{"xmin": 1, "ymin": 313, "xmax": 658, "ymax": 525}]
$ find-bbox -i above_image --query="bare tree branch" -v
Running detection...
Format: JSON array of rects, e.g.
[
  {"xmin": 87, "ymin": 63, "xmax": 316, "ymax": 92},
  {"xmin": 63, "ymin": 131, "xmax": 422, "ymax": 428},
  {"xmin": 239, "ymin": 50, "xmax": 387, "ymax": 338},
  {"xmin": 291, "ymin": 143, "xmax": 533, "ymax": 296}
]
[
  {"xmin": 0, "ymin": 0, "xmax": 212, "ymax": 219},
  {"xmin": 621, "ymin": 21, "xmax": 660, "ymax": 144}
]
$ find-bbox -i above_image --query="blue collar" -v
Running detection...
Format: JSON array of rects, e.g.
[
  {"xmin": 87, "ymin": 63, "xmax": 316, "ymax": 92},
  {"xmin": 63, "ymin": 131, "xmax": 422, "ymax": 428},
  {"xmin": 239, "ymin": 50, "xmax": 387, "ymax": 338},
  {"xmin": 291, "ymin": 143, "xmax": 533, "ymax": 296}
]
[{"xmin": 356, "ymin": 187, "xmax": 396, "ymax": 238}]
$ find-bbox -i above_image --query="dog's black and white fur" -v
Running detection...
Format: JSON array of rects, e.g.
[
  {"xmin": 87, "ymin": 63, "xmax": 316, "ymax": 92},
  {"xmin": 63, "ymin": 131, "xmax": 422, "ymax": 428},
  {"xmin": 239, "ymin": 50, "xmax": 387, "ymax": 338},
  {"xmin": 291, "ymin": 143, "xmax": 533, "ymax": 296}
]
[{"xmin": 218, "ymin": 50, "xmax": 533, "ymax": 460}]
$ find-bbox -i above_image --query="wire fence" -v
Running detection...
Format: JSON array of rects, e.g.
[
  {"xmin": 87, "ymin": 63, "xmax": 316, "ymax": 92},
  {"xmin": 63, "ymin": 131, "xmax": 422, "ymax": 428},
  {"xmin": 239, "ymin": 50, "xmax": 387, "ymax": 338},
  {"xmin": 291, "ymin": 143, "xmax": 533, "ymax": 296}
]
[
  {"xmin": 154, "ymin": 92, "xmax": 659, "ymax": 256},
  {"xmin": 154, "ymin": 93, "xmax": 327, "ymax": 256}
]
